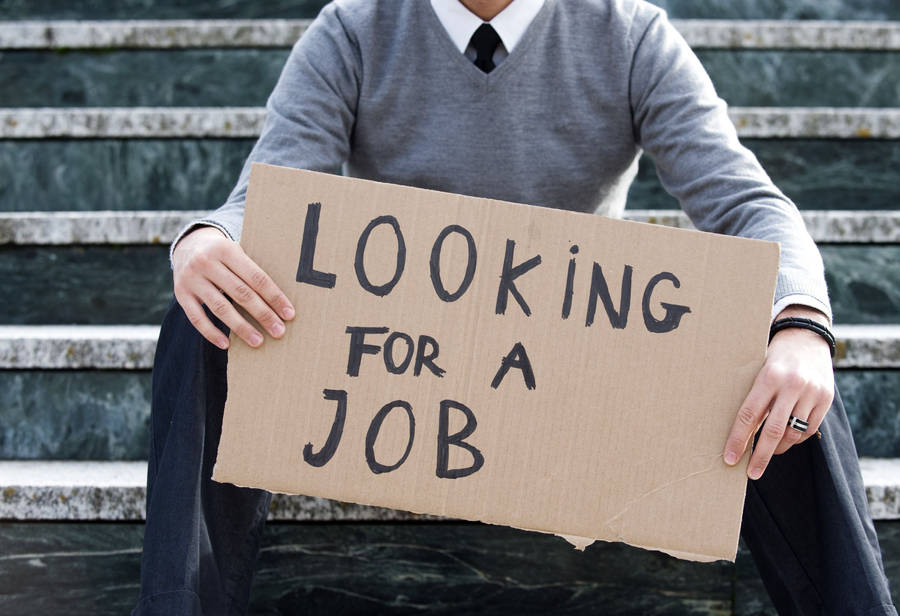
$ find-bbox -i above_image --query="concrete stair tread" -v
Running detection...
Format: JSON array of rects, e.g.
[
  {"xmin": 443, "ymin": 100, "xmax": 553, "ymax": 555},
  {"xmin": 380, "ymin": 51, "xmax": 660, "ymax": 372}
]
[
  {"xmin": 2, "ymin": 107, "xmax": 898, "ymax": 139},
  {"xmin": 1, "ymin": 459, "xmax": 896, "ymax": 521},
  {"xmin": 1, "ymin": 323, "xmax": 897, "ymax": 369},
  {"xmin": 3, "ymin": 209, "xmax": 899, "ymax": 245},
  {"xmin": 1, "ymin": 19, "xmax": 899, "ymax": 50}
]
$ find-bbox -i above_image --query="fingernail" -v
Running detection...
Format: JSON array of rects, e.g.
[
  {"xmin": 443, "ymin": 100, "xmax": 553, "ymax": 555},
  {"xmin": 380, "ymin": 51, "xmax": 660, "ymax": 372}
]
[
  {"xmin": 724, "ymin": 451, "xmax": 737, "ymax": 465},
  {"xmin": 282, "ymin": 306, "xmax": 295, "ymax": 319},
  {"xmin": 272, "ymin": 322, "xmax": 285, "ymax": 337},
  {"xmin": 748, "ymin": 467, "xmax": 762, "ymax": 480},
  {"xmin": 250, "ymin": 333, "xmax": 263, "ymax": 347},
  {"xmin": 217, "ymin": 338, "xmax": 229, "ymax": 350}
]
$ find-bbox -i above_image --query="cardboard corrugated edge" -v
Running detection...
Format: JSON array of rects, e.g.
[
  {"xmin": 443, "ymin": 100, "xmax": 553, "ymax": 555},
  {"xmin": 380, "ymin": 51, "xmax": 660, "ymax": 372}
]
[{"xmin": 212, "ymin": 164, "xmax": 778, "ymax": 564}]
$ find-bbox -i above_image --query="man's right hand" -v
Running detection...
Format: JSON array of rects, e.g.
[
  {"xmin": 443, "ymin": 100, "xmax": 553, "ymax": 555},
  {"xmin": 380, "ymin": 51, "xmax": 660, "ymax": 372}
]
[{"xmin": 172, "ymin": 226, "xmax": 295, "ymax": 349}]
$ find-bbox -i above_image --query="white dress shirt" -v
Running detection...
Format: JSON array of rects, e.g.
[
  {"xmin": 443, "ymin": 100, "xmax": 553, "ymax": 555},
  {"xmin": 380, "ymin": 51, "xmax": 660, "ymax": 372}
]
[
  {"xmin": 429, "ymin": 0, "xmax": 816, "ymax": 321},
  {"xmin": 430, "ymin": 0, "xmax": 545, "ymax": 66}
]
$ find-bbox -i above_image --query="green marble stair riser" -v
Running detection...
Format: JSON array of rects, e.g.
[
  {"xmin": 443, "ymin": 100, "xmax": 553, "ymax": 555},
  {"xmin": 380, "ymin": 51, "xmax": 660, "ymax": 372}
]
[
  {"xmin": 1, "ymin": 49, "xmax": 898, "ymax": 108},
  {"xmin": 0, "ymin": 245, "xmax": 896, "ymax": 324},
  {"xmin": 1, "ymin": 140, "xmax": 899, "ymax": 212},
  {"xmin": 0, "ymin": 371, "xmax": 896, "ymax": 462},
  {"xmin": 0, "ymin": 0, "xmax": 898, "ymax": 20},
  {"xmin": 0, "ymin": 522, "xmax": 896, "ymax": 615}
]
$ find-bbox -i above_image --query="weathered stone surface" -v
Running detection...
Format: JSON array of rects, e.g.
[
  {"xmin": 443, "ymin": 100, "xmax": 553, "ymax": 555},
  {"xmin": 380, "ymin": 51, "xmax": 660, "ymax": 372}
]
[
  {"xmin": 822, "ymin": 245, "xmax": 900, "ymax": 325},
  {"xmin": 0, "ymin": 325, "xmax": 158, "ymax": 369},
  {"xmin": 0, "ymin": 139, "xmax": 252, "ymax": 212},
  {"xmin": 2, "ymin": 244, "xmax": 897, "ymax": 324},
  {"xmin": 635, "ymin": 138, "xmax": 900, "ymax": 212},
  {"xmin": 4, "ymin": 107, "xmax": 898, "ymax": 138},
  {"xmin": 4, "ymin": 209, "xmax": 897, "ymax": 245},
  {"xmin": 2, "ymin": 20, "xmax": 899, "ymax": 51},
  {"xmin": 0, "ymin": 371, "xmax": 150, "ymax": 460},
  {"xmin": 0, "ymin": 245, "xmax": 173, "ymax": 324},
  {"xmin": 3, "ymin": 49, "xmax": 897, "ymax": 108},
  {"xmin": 1, "ymin": 0, "xmax": 899, "ymax": 20},
  {"xmin": 2, "ymin": 459, "xmax": 897, "ymax": 521},
  {"xmin": 2, "ymin": 369, "xmax": 894, "ymax": 461},
  {"xmin": 698, "ymin": 50, "xmax": 900, "ymax": 108},
  {"xmin": 1, "ymin": 139, "xmax": 896, "ymax": 212},
  {"xmin": 0, "ymin": 20, "xmax": 310, "ymax": 50},
  {"xmin": 838, "ymin": 371, "xmax": 900, "ymax": 458},
  {"xmin": 0, "ymin": 210, "xmax": 209, "ymax": 244},
  {"xmin": 0, "ymin": 521, "xmax": 896, "ymax": 615},
  {"xmin": 0, "ymin": 49, "xmax": 289, "ymax": 107}
]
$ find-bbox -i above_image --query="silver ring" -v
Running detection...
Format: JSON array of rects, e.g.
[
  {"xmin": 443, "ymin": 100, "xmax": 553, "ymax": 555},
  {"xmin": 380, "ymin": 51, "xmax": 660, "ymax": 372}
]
[{"xmin": 787, "ymin": 416, "xmax": 809, "ymax": 433}]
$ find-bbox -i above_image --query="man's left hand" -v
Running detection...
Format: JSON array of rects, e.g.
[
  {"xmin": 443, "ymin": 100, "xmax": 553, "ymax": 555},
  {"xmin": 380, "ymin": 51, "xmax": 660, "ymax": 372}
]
[{"xmin": 723, "ymin": 306, "xmax": 835, "ymax": 480}]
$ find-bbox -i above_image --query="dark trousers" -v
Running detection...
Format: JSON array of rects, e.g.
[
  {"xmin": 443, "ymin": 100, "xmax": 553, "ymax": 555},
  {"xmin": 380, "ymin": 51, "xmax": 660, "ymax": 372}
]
[{"xmin": 133, "ymin": 301, "xmax": 897, "ymax": 615}]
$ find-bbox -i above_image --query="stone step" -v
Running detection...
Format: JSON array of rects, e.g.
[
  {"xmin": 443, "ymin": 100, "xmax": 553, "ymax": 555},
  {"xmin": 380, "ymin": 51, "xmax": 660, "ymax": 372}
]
[
  {"xmin": 3, "ymin": 107, "xmax": 898, "ymax": 139},
  {"xmin": 2, "ymin": 19, "xmax": 899, "ymax": 50},
  {"xmin": 0, "ymin": 324, "xmax": 897, "ymax": 369},
  {"xmin": 2, "ymin": 139, "xmax": 896, "ymax": 213},
  {"xmin": 0, "ymin": 459, "xmax": 896, "ymax": 522},
  {"xmin": 4, "ymin": 49, "xmax": 897, "ymax": 109},
  {"xmin": 2, "ymin": 369, "xmax": 896, "ymax": 461},
  {"xmin": 3, "ymin": 209, "xmax": 898, "ymax": 245},
  {"xmin": 1, "ymin": 0, "xmax": 897, "ymax": 21},
  {"xmin": 0, "ymin": 244, "xmax": 896, "ymax": 325}
]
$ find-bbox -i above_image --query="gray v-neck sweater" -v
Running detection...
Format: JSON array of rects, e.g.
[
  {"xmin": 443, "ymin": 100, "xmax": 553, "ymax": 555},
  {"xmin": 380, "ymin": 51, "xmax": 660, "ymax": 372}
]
[{"xmin": 184, "ymin": 0, "xmax": 830, "ymax": 318}]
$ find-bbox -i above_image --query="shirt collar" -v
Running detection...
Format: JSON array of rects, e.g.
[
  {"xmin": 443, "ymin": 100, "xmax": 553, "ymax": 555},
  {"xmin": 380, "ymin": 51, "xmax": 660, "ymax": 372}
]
[{"xmin": 430, "ymin": 0, "xmax": 545, "ymax": 54}]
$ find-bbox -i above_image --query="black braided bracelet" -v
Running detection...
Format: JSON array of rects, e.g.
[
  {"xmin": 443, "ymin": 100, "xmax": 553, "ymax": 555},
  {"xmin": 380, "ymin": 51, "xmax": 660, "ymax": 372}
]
[{"xmin": 769, "ymin": 317, "xmax": 836, "ymax": 357}]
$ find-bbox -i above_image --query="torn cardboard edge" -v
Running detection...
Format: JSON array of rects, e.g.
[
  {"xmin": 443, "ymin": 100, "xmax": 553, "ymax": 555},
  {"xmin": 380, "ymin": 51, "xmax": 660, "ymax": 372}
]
[{"xmin": 212, "ymin": 164, "xmax": 776, "ymax": 564}]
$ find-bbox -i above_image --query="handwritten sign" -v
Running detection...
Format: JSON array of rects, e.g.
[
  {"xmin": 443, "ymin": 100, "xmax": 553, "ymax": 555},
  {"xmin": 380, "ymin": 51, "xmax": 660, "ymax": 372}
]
[{"xmin": 213, "ymin": 164, "xmax": 779, "ymax": 562}]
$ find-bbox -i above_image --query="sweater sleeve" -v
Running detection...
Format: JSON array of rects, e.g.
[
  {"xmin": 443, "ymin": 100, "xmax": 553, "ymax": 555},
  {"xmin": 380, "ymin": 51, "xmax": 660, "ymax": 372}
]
[
  {"xmin": 628, "ymin": 10, "xmax": 831, "ymax": 322},
  {"xmin": 170, "ymin": 3, "xmax": 361, "ymax": 259}
]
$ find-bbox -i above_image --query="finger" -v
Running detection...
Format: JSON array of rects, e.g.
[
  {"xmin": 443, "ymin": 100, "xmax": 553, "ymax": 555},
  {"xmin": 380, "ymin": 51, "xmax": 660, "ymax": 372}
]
[
  {"xmin": 798, "ymin": 401, "xmax": 829, "ymax": 445},
  {"xmin": 176, "ymin": 293, "xmax": 230, "ymax": 350},
  {"xmin": 748, "ymin": 389, "xmax": 801, "ymax": 480},
  {"xmin": 723, "ymin": 375, "xmax": 776, "ymax": 466},
  {"xmin": 773, "ymin": 392, "xmax": 816, "ymax": 455},
  {"xmin": 197, "ymin": 281, "xmax": 264, "ymax": 348},
  {"xmin": 222, "ymin": 247, "xmax": 295, "ymax": 321},
  {"xmin": 207, "ymin": 263, "xmax": 286, "ymax": 339}
]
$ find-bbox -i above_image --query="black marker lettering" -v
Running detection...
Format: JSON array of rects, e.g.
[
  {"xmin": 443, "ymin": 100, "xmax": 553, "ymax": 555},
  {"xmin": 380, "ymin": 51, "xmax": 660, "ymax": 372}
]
[
  {"xmin": 365, "ymin": 400, "xmax": 415, "ymax": 474},
  {"xmin": 561, "ymin": 244, "xmax": 579, "ymax": 319},
  {"xmin": 383, "ymin": 331, "xmax": 414, "ymax": 374},
  {"xmin": 642, "ymin": 272, "xmax": 692, "ymax": 333},
  {"xmin": 345, "ymin": 326, "xmax": 388, "ymax": 376},
  {"xmin": 495, "ymin": 239, "xmax": 542, "ymax": 316},
  {"xmin": 302, "ymin": 389, "xmax": 347, "ymax": 467},
  {"xmin": 354, "ymin": 215, "xmax": 406, "ymax": 297},
  {"xmin": 585, "ymin": 263, "xmax": 632, "ymax": 329},
  {"xmin": 430, "ymin": 224, "xmax": 477, "ymax": 302},
  {"xmin": 414, "ymin": 334, "xmax": 446, "ymax": 378},
  {"xmin": 490, "ymin": 341, "xmax": 536, "ymax": 390},
  {"xmin": 295, "ymin": 202, "xmax": 337, "ymax": 288},
  {"xmin": 436, "ymin": 399, "xmax": 484, "ymax": 479}
]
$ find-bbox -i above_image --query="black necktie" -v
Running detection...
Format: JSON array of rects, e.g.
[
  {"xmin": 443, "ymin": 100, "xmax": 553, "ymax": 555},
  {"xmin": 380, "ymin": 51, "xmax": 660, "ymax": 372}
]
[{"xmin": 470, "ymin": 23, "xmax": 501, "ymax": 73}]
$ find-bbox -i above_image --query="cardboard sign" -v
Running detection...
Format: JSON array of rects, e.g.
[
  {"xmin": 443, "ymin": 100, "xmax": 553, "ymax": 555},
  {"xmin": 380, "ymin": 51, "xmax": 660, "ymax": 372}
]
[{"xmin": 213, "ymin": 163, "xmax": 779, "ymax": 562}]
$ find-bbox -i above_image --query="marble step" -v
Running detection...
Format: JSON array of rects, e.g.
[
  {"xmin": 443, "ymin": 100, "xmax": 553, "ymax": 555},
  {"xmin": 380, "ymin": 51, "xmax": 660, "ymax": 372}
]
[
  {"xmin": 4, "ymin": 49, "xmax": 898, "ymax": 109},
  {"xmin": 0, "ymin": 324, "xmax": 897, "ymax": 370},
  {"xmin": 1, "ymin": 0, "xmax": 898, "ymax": 21},
  {"xmin": 2, "ymin": 369, "xmax": 897, "ymax": 461},
  {"xmin": 3, "ymin": 107, "xmax": 899, "ymax": 139},
  {"xmin": 0, "ymin": 244, "xmax": 897, "ymax": 325},
  {"xmin": 2, "ymin": 139, "xmax": 896, "ymax": 213},
  {"xmin": 2, "ymin": 19, "xmax": 899, "ymax": 50},
  {"xmin": 3, "ymin": 209, "xmax": 898, "ymax": 245},
  {"xmin": 0, "ymin": 459, "xmax": 897, "ymax": 522}
]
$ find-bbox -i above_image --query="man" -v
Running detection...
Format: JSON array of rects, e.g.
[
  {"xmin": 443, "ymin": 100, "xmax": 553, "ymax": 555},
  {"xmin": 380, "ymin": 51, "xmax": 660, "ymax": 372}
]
[{"xmin": 133, "ymin": 1, "xmax": 896, "ymax": 614}]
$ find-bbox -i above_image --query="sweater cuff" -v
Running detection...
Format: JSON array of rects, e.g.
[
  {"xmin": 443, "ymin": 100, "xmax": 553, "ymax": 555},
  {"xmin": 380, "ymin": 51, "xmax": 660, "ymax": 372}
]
[
  {"xmin": 771, "ymin": 294, "xmax": 833, "ymax": 326},
  {"xmin": 168, "ymin": 219, "xmax": 234, "ymax": 269}
]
